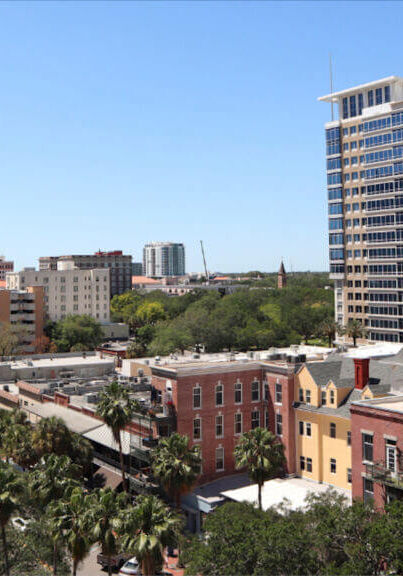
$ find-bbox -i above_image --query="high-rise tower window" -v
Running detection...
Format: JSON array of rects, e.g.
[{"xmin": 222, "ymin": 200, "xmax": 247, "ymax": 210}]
[
  {"xmin": 343, "ymin": 97, "xmax": 348, "ymax": 119},
  {"xmin": 350, "ymin": 95, "xmax": 357, "ymax": 117},
  {"xmin": 358, "ymin": 93, "xmax": 364, "ymax": 114},
  {"xmin": 368, "ymin": 90, "xmax": 374, "ymax": 107},
  {"xmin": 376, "ymin": 88, "xmax": 382, "ymax": 105}
]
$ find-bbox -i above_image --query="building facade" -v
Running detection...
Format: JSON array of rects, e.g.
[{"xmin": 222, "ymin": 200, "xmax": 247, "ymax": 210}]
[
  {"xmin": 143, "ymin": 242, "xmax": 185, "ymax": 277},
  {"xmin": 39, "ymin": 251, "xmax": 132, "ymax": 296},
  {"xmin": 0, "ymin": 256, "xmax": 14, "ymax": 281},
  {"xmin": 6, "ymin": 268, "xmax": 110, "ymax": 322},
  {"xmin": 350, "ymin": 395, "xmax": 403, "ymax": 507},
  {"xmin": 320, "ymin": 76, "xmax": 403, "ymax": 342},
  {"xmin": 0, "ymin": 287, "xmax": 44, "ymax": 353}
]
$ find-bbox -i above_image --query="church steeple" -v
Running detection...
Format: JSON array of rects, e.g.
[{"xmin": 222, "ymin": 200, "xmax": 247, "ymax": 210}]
[{"xmin": 278, "ymin": 260, "xmax": 287, "ymax": 289}]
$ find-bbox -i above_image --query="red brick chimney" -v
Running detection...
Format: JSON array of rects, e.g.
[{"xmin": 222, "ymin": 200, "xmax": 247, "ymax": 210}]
[{"xmin": 354, "ymin": 358, "xmax": 370, "ymax": 390}]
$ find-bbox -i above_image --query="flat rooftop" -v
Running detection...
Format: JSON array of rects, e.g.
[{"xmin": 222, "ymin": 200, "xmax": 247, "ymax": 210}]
[
  {"xmin": 127, "ymin": 345, "xmax": 332, "ymax": 373},
  {"xmin": 5, "ymin": 355, "xmax": 114, "ymax": 369},
  {"xmin": 25, "ymin": 402, "xmax": 102, "ymax": 434},
  {"xmin": 221, "ymin": 477, "xmax": 352, "ymax": 512},
  {"xmin": 353, "ymin": 394, "xmax": 403, "ymax": 415},
  {"xmin": 318, "ymin": 75, "xmax": 401, "ymax": 102}
]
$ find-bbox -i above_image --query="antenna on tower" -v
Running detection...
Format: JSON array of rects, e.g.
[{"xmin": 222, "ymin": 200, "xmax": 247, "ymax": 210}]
[{"xmin": 329, "ymin": 53, "xmax": 334, "ymax": 121}]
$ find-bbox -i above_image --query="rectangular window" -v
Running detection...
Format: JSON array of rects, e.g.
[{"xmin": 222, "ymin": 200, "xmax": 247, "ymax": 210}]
[
  {"xmin": 307, "ymin": 458, "xmax": 312, "ymax": 473},
  {"xmin": 251, "ymin": 410, "xmax": 260, "ymax": 430},
  {"xmin": 264, "ymin": 409, "xmax": 269, "ymax": 429},
  {"xmin": 321, "ymin": 390, "xmax": 326, "ymax": 405},
  {"xmin": 363, "ymin": 478, "xmax": 374, "ymax": 503},
  {"xmin": 215, "ymin": 415, "xmax": 224, "ymax": 438},
  {"xmin": 330, "ymin": 390, "xmax": 335, "ymax": 405},
  {"xmin": 347, "ymin": 431, "xmax": 351, "ymax": 446},
  {"xmin": 330, "ymin": 458, "xmax": 337, "ymax": 474},
  {"xmin": 305, "ymin": 390, "xmax": 311, "ymax": 405},
  {"xmin": 306, "ymin": 422, "xmax": 312, "ymax": 437},
  {"xmin": 215, "ymin": 447, "xmax": 224, "ymax": 472},
  {"xmin": 368, "ymin": 90, "xmax": 374, "ymax": 107},
  {"xmin": 362, "ymin": 433, "xmax": 373, "ymax": 462},
  {"xmin": 215, "ymin": 383, "xmax": 223, "ymax": 406},
  {"xmin": 251, "ymin": 380, "xmax": 260, "ymax": 402},
  {"xmin": 299, "ymin": 421, "xmax": 304, "ymax": 435},
  {"xmin": 275, "ymin": 413, "xmax": 282, "ymax": 436},
  {"xmin": 264, "ymin": 381, "xmax": 269, "ymax": 401},
  {"xmin": 330, "ymin": 423, "xmax": 336, "ymax": 438},
  {"xmin": 275, "ymin": 382, "xmax": 282, "ymax": 404},
  {"xmin": 299, "ymin": 388, "xmax": 304, "ymax": 403},
  {"xmin": 193, "ymin": 386, "xmax": 201, "ymax": 409},
  {"xmin": 234, "ymin": 412, "xmax": 242, "ymax": 435},
  {"xmin": 375, "ymin": 87, "xmax": 382, "ymax": 105},
  {"xmin": 347, "ymin": 468, "xmax": 352, "ymax": 483},
  {"xmin": 193, "ymin": 418, "xmax": 201, "ymax": 441},
  {"xmin": 234, "ymin": 381, "xmax": 242, "ymax": 404},
  {"xmin": 300, "ymin": 456, "xmax": 305, "ymax": 470},
  {"xmin": 386, "ymin": 439, "xmax": 397, "ymax": 472}
]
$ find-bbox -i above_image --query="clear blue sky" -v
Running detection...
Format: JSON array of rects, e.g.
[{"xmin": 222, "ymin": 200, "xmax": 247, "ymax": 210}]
[{"xmin": 1, "ymin": 1, "xmax": 402, "ymax": 274}]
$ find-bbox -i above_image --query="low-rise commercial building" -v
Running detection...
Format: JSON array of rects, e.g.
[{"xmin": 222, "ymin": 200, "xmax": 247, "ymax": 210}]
[{"xmin": 6, "ymin": 268, "xmax": 110, "ymax": 322}]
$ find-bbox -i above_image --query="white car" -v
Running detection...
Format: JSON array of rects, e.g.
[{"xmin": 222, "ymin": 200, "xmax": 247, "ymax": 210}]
[
  {"xmin": 119, "ymin": 557, "xmax": 140, "ymax": 575},
  {"xmin": 11, "ymin": 517, "xmax": 29, "ymax": 532}
]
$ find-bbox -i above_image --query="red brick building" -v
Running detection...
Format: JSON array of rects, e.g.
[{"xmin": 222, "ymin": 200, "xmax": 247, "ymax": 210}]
[
  {"xmin": 137, "ymin": 355, "xmax": 302, "ymax": 483},
  {"xmin": 351, "ymin": 395, "xmax": 403, "ymax": 507}
]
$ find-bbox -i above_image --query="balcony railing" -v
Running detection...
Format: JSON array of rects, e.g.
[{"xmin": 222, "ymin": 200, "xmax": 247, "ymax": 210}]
[{"xmin": 365, "ymin": 460, "xmax": 403, "ymax": 491}]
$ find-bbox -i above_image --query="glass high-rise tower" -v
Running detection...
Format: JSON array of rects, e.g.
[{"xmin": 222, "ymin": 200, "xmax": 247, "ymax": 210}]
[{"xmin": 320, "ymin": 76, "xmax": 403, "ymax": 343}]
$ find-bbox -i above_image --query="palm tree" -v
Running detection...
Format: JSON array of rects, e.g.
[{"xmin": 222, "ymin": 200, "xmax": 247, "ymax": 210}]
[
  {"xmin": 116, "ymin": 495, "xmax": 179, "ymax": 576},
  {"xmin": 96, "ymin": 381, "xmax": 135, "ymax": 492},
  {"xmin": 29, "ymin": 453, "xmax": 81, "ymax": 509},
  {"xmin": 0, "ymin": 462, "xmax": 25, "ymax": 576},
  {"xmin": 88, "ymin": 488, "xmax": 127, "ymax": 576},
  {"xmin": 32, "ymin": 416, "xmax": 72, "ymax": 458},
  {"xmin": 320, "ymin": 319, "xmax": 340, "ymax": 348},
  {"xmin": 3, "ymin": 421, "xmax": 38, "ymax": 469},
  {"xmin": 234, "ymin": 428, "xmax": 285, "ymax": 510},
  {"xmin": 344, "ymin": 319, "xmax": 366, "ymax": 347},
  {"xmin": 70, "ymin": 433, "xmax": 94, "ymax": 482},
  {"xmin": 45, "ymin": 508, "xmax": 66, "ymax": 576},
  {"xmin": 48, "ymin": 487, "xmax": 93, "ymax": 576},
  {"xmin": 152, "ymin": 433, "xmax": 201, "ymax": 507}
]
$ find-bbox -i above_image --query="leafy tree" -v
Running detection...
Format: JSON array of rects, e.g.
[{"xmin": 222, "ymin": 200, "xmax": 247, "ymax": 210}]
[
  {"xmin": 135, "ymin": 301, "xmax": 166, "ymax": 326},
  {"xmin": 126, "ymin": 341, "xmax": 147, "ymax": 358},
  {"xmin": 96, "ymin": 381, "xmax": 135, "ymax": 492},
  {"xmin": 182, "ymin": 502, "xmax": 274, "ymax": 576},
  {"xmin": 152, "ymin": 432, "xmax": 201, "ymax": 507},
  {"xmin": 116, "ymin": 495, "xmax": 179, "ymax": 576},
  {"xmin": 87, "ymin": 488, "xmax": 127, "ymax": 576},
  {"xmin": 344, "ymin": 319, "xmax": 366, "ymax": 347},
  {"xmin": 0, "ymin": 323, "xmax": 19, "ymax": 360},
  {"xmin": 0, "ymin": 462, "xmax": 25, "ymax": 576},
  {"xmin": 46, "ymin": 315, "xmax": 103, "ymax": 352},
  {"xmin": 234, "ymin": 428, "xmax": 285, "ymax": 510}
]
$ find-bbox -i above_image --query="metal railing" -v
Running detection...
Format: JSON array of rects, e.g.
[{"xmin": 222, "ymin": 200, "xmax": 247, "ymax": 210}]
[{"xmin": 365, "ymin": 460, "xmax": 403, "ymax": 491}]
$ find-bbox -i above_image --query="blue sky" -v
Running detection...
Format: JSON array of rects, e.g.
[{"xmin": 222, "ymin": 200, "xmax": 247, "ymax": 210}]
[{"xmin": 1, "ymin": 1, "xmax": 402, "ymax": 274}]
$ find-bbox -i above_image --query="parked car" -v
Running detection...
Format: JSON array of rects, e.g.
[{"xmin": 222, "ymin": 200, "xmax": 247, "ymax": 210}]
[
  {"xmin": 119, "ymin": 557, "xmax": 140, "ymax": 575},
  {"xmin": 97, "ymin": 552, "xmax": 130, "ymax": 570},
  {"xmin": 11, "ymin": 517, "xmax": 29, "ymax": 532}
]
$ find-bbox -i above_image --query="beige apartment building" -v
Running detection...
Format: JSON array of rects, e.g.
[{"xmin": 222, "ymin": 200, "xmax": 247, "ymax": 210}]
[
  {"xmin": 0, "ymin": 286, "xmax": 44, "ymax": 353},
  {"xmin": 320, "ymin": 76, "xmax": 403, "ymax": 343},
  {"xmin": 6, "ymin": 268, "xmax": 110, "ymax": 323}
]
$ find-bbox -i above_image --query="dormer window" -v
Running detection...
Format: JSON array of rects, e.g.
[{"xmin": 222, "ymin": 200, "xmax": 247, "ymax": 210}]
[{"xmin": 330, "ymin": 390, "xmax": 335, "ymax": 405}]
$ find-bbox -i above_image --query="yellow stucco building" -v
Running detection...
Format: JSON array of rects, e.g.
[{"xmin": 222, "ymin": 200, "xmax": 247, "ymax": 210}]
[{"xmin": 294, "ymin": 358, "xmax": 389, "ymax": 491}]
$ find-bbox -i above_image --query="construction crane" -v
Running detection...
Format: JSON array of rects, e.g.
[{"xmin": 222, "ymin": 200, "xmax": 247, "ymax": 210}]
[{"xmin": 200, "ymin": 240, "xmax": 209, "ymax": 285}]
